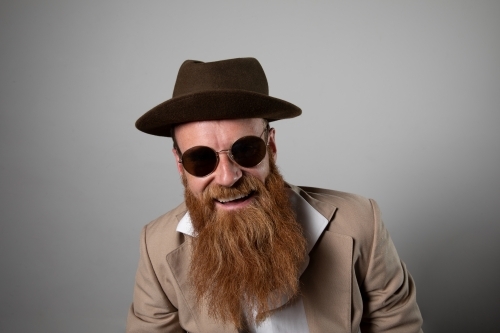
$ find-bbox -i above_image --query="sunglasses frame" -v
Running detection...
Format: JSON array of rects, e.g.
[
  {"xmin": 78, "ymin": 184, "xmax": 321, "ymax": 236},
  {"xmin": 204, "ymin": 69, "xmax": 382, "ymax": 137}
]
[{"xmin": 178, "ymin": 126, "xmax": 270, "ymax": 178}]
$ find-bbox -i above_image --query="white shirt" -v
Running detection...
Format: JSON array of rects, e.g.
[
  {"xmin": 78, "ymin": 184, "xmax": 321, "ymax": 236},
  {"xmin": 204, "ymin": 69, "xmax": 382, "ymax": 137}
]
[{"xmin": 176, "ymin": 188, "xmax": 329, "ymax": 333}]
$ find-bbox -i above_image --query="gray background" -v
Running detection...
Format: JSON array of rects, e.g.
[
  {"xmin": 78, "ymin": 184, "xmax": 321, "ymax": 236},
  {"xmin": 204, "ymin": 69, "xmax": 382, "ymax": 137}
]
[{"xmin": 1, "ymin": 1, "xmax": 499, "ymax": 332}]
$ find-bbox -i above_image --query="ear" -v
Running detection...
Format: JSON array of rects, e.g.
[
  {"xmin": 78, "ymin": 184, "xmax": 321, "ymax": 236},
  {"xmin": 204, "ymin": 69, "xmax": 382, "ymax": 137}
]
[
  {"xmin": 267, "ymin": 127, "xmax": 277, "ymax": 162},
  {"xmin": 172, "ymin": 148, "xmax": 184, "ymax": 176}
]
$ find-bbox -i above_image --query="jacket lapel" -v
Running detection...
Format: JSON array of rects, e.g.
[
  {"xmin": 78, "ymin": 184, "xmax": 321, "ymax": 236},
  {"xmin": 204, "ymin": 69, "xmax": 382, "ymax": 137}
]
[
  {"xmin": 292, "ymin": 185, "xmax": 354, "ymax": 333},
  {"xmin": 301, "ymin": 231, "xmax": 353, "ymax": 333},
  {"xmin": 166, "ymin": 239, "xmax": 238, "ymax": 333}
]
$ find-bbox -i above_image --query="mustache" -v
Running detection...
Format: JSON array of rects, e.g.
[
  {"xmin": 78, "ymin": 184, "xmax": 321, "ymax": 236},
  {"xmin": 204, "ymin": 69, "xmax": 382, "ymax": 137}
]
[
  {"xmin": 195, "ymin": 175, "xmax": 261, "ymax": 206},
  {"xmin": 208, "ymin": 178, "xmax": 257, "ymax": 198}
]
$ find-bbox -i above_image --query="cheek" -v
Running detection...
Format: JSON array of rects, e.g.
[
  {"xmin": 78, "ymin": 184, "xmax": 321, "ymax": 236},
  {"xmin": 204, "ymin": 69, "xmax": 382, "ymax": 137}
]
[
  {"xmin": 246, "ymin": 158, "xmax": 270, "ymax": 183},
  {"xmin": 184, "ymin": 175, "xmax": 211, "ymax": 198}
]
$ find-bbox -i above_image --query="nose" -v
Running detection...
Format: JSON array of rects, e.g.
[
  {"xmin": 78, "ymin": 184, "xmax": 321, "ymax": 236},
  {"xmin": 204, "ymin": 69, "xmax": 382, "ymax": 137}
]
[{"xmin": 214, "ymin": 152, "xmax": 242, "ymax": 187}]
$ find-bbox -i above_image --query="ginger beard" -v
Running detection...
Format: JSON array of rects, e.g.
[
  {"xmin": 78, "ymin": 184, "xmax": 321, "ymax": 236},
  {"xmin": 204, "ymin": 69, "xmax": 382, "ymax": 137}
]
[{"xmin": 183, "ymin": 158, "xmax": 307, "ymax": 329}]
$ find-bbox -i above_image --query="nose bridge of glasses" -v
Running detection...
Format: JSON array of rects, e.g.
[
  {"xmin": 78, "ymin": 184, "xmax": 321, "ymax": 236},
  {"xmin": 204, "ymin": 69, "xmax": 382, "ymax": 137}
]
[
  {"xmin": 215, "ymin": 148, "xmax": 231, "ymax": 155},
  {"xmin": 215, "ymin": 148, "xmax": 237, "ymax": 164},
  {"xmin": 213, "ymin": 147, "xmax": 242, "ymax": 185}
]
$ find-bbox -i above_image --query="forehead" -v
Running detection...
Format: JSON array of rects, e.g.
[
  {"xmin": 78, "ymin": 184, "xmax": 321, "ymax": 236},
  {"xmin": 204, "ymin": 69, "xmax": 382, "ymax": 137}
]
[{"xmin": 174, "ymin": 118, "xmax": 265, "ymax": 151}]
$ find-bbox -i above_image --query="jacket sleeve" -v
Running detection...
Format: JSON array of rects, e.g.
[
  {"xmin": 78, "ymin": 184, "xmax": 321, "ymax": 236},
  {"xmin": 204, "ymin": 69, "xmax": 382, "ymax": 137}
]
[
  {"xmin": 126, "ymin": 225, "xmax": 185, "ymax": 333},
  {"xmin": 359, "ymin": 199, "xmax": 423, "ymax": 333}
]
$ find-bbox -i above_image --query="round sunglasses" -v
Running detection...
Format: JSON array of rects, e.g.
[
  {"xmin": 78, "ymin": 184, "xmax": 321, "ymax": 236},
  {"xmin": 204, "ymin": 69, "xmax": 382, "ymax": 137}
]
[{"xmin": 178, "ymin": 127, "xmax": 269, "ymax": 177}]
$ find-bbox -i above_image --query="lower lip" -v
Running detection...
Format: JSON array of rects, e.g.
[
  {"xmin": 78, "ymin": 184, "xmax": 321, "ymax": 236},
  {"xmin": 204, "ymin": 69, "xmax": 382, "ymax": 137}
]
[{"xmin": 215, "ymin": 193, "xmax": 255, "ymax": 211}]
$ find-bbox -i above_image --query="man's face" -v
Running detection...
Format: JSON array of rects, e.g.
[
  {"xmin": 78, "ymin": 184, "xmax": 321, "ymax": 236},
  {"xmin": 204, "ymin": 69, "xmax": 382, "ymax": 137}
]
[
  {"xmin": 175, "ymin": 118, "xmax": 306, "ymax": 328},
  {"xmin": 173, "ymin": 118, "xmax": 277, "ymax": 210}
]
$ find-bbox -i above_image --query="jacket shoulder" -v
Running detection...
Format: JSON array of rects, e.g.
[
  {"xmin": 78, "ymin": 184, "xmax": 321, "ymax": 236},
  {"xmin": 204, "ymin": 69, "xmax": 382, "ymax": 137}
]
[{"xmin": 296, "ymin": 186, "xmax": 423, "ymax": 332}]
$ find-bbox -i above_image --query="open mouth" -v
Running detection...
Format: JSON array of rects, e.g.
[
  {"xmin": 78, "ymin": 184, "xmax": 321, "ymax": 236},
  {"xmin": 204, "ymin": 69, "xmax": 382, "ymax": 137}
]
[{"xmin": 215, "ymin": 191, "xmax": 255, "ymax": 204}]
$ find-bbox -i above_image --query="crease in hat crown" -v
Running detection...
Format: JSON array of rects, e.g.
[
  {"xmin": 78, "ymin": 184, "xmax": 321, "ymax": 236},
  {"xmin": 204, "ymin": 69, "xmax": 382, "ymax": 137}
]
[{"xmin": 135, "ymin": 57, "xmax": 301, "ymax": 137}]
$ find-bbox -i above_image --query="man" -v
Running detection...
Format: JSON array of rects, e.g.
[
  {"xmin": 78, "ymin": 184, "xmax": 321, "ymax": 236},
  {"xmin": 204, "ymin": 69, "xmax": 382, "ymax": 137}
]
[{"xmin": 127, "ymin": 58, "xmax": 423, "ymax": 333}]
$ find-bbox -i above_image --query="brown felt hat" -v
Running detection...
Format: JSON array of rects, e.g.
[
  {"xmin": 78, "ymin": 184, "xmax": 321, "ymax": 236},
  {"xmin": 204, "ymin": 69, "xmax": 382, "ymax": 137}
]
[{"xmin": 135, "ymin": 57, "xmax": 302, "ymax": 137}]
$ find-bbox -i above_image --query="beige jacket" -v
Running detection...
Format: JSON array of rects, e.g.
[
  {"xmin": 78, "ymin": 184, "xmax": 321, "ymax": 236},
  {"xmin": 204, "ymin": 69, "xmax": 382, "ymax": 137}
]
[{"xmin": 127, "ymin": 185, "xmax": 423, "ymax": 332}]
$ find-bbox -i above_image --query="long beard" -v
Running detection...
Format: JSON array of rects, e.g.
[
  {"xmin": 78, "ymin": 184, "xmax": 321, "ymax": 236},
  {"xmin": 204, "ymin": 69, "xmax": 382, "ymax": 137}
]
[{"xmin": 184, "ymin": 159, "xmax": 307, "ymax": 329}]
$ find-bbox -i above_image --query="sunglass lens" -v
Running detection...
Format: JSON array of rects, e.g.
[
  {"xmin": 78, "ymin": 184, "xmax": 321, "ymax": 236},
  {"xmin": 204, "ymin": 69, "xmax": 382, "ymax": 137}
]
[
  {"xmin": 182, "ymin": 146, "xmax": 217, "ymax": 177},
  {"xmin": 231, "ymin": 136, "xmax": 267, "ymax": 168}
]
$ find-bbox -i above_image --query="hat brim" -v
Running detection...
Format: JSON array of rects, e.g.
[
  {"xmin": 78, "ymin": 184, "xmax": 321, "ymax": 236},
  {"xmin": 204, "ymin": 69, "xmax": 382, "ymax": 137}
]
[{"xmin": 135, "ymin": 90, "xmax": 301, "ymax": 137}]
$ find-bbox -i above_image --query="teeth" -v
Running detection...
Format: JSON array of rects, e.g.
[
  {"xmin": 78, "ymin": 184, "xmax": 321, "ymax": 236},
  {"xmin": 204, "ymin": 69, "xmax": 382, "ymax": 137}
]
[{"xmin": 217, "ymin": 193, "xmax": 249, "ymax": 203}]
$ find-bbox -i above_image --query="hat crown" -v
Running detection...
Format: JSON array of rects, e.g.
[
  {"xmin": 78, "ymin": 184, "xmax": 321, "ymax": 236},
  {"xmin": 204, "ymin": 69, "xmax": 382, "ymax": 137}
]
[{"xmin": 172, "ymin": 58, "xmax": 269, "ymax": 97}]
